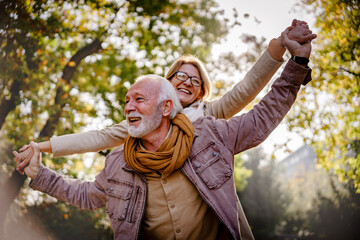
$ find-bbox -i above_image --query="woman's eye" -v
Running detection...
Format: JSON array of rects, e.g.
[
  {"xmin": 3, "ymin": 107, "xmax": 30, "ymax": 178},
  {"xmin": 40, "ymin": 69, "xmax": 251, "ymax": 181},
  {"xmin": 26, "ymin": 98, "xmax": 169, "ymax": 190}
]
[
  {"xmin": 193, "ymin": 79, "xmax": 201, "ymax": 85},
  {"xmin": 177, "ymin": 73, "xmax": 187, "ymax": 80}
]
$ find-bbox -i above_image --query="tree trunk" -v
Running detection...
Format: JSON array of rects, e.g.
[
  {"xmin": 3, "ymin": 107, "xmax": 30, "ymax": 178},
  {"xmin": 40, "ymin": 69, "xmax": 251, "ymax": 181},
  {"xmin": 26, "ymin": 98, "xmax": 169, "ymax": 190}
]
[
  {"xmin": 0, "ymin": 78, "xmax": 21, "ymax": 130},
  {"xmin": 0, "ymin": 38, "xmax": 102, "ymax": 239},
  {"xmin": 0, "ymin": 171, "xmax": 27, "ymax": 238}
]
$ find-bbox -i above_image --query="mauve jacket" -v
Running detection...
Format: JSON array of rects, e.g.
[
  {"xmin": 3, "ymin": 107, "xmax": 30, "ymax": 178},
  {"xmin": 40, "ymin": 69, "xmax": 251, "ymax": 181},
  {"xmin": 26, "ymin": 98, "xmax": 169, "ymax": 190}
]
[{"xmin": 30, "ymin": 60, "xmax": 311, "ymax": 240}]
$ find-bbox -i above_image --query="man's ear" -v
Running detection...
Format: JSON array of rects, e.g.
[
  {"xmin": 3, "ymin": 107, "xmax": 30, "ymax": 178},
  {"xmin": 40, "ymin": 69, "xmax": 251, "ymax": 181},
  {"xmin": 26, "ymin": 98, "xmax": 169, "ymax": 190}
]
[{"xmin": 162, "ymin": 99, "xmax": 173, "ymax": 117}]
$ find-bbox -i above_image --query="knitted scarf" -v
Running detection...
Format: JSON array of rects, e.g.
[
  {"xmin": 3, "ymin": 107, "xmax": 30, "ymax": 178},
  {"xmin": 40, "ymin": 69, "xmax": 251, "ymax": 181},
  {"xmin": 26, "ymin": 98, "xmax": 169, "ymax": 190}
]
[{"xmin": 124, "ymin": 113, "xmax": 194, "ymax": 177}]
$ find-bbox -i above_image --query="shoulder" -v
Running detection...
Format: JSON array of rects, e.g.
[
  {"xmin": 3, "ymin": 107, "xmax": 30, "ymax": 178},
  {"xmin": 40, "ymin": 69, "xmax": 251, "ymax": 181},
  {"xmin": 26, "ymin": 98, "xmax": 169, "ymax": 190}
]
[
  {"xmin": 193, "ymin": 115, "xmax": 227, "ymax": 128},
  {"xmin": 105, "ymin": 145, "xmax": 125, "ymax": 167},
  {"xmin": 193, "ymin": 116, "xmax": 227, "ymax": 140}
]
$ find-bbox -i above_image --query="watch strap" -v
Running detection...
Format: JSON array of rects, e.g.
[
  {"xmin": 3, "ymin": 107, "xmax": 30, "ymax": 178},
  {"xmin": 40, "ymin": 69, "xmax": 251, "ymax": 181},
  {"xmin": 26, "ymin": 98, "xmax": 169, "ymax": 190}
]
[{"xmin": 291, "ymin": 55, "xmax": 309, "ymax": 66}]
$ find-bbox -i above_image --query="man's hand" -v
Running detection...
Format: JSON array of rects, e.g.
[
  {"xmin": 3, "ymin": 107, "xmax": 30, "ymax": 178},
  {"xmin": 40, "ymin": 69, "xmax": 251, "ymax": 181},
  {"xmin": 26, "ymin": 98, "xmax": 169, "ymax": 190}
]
[
  {"xmin": 282, "ymin": 28, "xmax": 313, "ymax": 59},
  {"xmin": 287, "ymin": 19, "xmax": 317, "ymax": 45},
  {"xmin": 15, "ymin": 144, "xmax": 34, "ymax": 174},
  {"xmin": 13, "ymin": 141, "xmax": 41, "ymax": 179}
]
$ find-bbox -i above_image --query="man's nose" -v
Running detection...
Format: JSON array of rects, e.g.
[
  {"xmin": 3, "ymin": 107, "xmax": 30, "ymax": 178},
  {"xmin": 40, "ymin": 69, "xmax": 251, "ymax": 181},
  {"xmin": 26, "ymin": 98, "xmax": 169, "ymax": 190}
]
[{"xmin": 124, "ymin": 101, "xmax": 135, "ymax": 114}]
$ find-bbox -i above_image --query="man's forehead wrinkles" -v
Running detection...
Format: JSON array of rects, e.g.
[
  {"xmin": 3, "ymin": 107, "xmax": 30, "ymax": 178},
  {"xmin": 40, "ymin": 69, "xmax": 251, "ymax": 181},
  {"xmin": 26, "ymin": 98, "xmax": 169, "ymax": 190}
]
[{"xmin": 126, "ymin": 88, "xmax": 151, "ymax": 99}]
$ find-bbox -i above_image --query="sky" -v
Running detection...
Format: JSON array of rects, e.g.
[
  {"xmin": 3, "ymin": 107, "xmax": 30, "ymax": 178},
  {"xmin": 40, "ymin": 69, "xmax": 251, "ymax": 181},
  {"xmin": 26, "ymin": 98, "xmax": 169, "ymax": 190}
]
[
  {"xmin": 213, "ymin": 0, "xmax": 316, "ymax": 54},
  {"xmin": 213, "ymin": 0, "xmax": 317, "ymax": 160}
]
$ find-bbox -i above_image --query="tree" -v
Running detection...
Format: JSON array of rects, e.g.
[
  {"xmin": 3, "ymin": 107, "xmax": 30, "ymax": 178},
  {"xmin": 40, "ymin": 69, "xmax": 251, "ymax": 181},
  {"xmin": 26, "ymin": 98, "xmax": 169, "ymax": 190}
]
[
  {"xmin": 238, "ymin": 147, "xmax": 290, "ymax": 240},
  {"xmin": 0, "ymin": 0, "xmax": 230, "ymax": 237},
  {"xmin": 286, "ymin": 0, "xmax": 360, "ymax": 191},
  {"xmin": 307, "ymin": 179, "xmax": 360, "ymax": 239}
]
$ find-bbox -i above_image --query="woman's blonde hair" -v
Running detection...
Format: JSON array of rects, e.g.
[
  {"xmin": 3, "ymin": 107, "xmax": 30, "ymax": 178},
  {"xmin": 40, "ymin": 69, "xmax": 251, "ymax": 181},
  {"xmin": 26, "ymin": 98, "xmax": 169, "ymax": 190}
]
[{"xmin": 164, "ymin": 54, "xmax": 212, "ymax": 100}]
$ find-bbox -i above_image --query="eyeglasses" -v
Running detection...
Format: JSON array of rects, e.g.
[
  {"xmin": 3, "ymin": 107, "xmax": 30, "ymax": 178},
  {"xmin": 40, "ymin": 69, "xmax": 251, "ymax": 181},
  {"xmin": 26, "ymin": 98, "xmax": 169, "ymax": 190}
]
[{"xmin": 173, "ymin": 71, "xmax": 203, "ymax": 87}]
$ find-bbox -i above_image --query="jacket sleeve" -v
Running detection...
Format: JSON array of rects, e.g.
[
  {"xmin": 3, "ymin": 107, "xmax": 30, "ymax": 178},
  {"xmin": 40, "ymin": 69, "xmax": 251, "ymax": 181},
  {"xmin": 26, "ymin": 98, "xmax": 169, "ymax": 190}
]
[
  {"xmin": 204, "ymin": 49, "xmax": 283, "ymax": 120},
  {"xmin": 50, "ymin": 120, "xmax": 128, "ymax": 157},
  {"xmin": 219, "ymin": 60, "xmax": 311, "ymax": 154},
  {"xmin": 29, "ymin": 165, "xmax": 108, "ymax": 210}
]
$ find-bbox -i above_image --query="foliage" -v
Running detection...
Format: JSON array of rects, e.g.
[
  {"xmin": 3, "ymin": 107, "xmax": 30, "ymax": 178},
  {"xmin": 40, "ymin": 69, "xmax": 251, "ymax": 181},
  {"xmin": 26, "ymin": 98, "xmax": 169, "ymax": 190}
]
[
  {"xmin": 233, "ymin": 153, "xmax": 252, "ymax": 192},
  {"xmin": 273, "ymin": 149, "xmax": 360, "ymax": 239},
  {"xmin": 238, "ymin": 147, "xmax": 290, "ymax": 240},
  {"xmin": 0, "ymin": 0, "xmax": 231, "ymax": 237},
  {"xmin": 306, "ymin": 179, "xmax": 360, "ymax": 239},
  {"xmin": 286, "ymin": 0, "xmax": 360, "ymax": 191},
  {"xmin": 207, "ymin": 33, "xmax": 268, "ymax": 99},
  {"xmin": 24, "ymin": 201, "xmax": 113, "ymax": 240}
]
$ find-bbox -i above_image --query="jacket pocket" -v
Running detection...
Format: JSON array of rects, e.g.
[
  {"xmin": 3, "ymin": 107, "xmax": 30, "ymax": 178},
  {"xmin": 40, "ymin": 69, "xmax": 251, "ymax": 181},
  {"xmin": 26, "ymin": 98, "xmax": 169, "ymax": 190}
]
[
  {"xmin": 190, "ymin": 142, "xmax": 232, "ymax": 189},
  {"xmin": 106, "ymin": 180, "xmax": 134, "ymax": 221}
]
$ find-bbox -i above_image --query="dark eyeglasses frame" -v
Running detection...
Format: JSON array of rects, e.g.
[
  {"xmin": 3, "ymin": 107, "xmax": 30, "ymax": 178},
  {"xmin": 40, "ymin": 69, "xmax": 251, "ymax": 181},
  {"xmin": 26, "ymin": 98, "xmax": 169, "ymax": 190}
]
[{"xmin": 172, "ymin": 71, "xmax": 203, "ymax": 87}]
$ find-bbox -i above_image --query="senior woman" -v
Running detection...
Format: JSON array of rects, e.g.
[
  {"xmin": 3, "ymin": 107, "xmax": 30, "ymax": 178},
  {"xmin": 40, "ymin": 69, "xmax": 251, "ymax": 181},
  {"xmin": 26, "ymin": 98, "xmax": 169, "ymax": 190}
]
[{"xmin": 15, "ymin": 19, "xmax": 316, "ymax": 170}]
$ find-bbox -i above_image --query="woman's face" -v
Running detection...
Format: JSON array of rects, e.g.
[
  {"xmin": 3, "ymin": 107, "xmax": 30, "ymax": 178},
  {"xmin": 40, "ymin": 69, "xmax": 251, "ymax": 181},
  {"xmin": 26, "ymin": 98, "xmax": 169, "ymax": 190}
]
[{"xmin": 169, "ymin": 63, "xmax": 203, "ymax": 108}]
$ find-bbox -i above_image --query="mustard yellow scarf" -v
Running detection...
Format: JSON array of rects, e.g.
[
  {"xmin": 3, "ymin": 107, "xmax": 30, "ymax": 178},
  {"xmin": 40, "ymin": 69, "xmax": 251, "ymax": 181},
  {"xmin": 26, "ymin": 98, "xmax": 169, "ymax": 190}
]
[{"xmin": 124, "ymin": 113, "xmax": 194, "ymax": 177}]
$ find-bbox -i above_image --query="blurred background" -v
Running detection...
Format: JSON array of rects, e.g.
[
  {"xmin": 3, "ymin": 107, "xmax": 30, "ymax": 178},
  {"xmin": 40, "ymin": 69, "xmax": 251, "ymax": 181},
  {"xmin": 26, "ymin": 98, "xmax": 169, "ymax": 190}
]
[{"xmin": 1, "ymin": 0, "xmax": 359, "ymax": 239}]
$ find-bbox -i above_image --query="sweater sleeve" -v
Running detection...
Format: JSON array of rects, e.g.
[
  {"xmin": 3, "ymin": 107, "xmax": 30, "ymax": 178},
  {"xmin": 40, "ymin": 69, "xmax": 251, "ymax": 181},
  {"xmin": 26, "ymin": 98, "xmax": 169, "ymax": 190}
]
[
  {"xmin": 50, "ymin": 120, "xmax": 128, "ymax": 157},
  {"xmin": 204, "ymin": 49, "xmax": 284, "ymax": 120}
]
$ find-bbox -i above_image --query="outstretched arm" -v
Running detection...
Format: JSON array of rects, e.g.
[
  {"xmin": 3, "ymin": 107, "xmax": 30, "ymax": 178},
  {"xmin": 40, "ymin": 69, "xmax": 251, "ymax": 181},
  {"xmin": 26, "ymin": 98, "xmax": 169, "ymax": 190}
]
[
  {"xmin": 13, "ymin": 142, "xmax": 107, "ymax": 210},
  {"xmin": 223, "ymin": 28, "xmax": 314, "ymax": 154},
  {"xmin": 15, "ymin": 120, "xmax": 128, "ymax": 173},
  {"xmin": 205, "ymin": 19, "xmax": 316, "ymax": 120}
]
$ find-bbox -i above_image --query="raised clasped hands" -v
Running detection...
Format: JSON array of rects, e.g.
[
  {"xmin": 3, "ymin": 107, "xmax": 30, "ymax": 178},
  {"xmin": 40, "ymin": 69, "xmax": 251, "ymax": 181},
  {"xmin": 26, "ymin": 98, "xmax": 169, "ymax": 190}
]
[{"xmin": 283, "ymin": 19, "xmax": 317, "ymax": 59}]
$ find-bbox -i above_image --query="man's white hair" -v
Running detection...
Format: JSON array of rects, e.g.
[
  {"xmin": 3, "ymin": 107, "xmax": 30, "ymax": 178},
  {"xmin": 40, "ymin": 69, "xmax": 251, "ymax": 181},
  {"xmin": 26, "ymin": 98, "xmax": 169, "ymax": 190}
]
[{"xmin": 135, "ymin": 75, "xmax": 183, "ymax": 119}]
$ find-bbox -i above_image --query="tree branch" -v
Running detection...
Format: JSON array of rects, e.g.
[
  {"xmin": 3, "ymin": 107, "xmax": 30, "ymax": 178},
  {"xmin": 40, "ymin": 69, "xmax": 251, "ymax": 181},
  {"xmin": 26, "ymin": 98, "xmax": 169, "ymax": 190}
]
[
  {"xmin": 340, "ymin": 67, "xmax": 360, "ymax": 77},
  {"xmin": 39, "ymin": 38, "xmax": 102, "ymax": 138}
]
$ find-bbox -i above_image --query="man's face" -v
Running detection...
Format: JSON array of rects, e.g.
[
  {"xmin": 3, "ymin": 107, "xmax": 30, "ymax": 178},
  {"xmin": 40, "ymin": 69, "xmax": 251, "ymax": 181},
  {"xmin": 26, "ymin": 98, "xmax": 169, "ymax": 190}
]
[{"xmin": 125, "ymin": 79, "xmax": 163, "ymax": 138}]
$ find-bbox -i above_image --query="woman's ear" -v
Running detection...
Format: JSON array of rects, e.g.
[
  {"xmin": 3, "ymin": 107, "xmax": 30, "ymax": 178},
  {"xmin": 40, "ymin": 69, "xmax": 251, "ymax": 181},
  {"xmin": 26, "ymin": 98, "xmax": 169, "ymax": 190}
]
[{"xmin": 162, "ymin": 100, "xmax": 173, "ymax": 117}]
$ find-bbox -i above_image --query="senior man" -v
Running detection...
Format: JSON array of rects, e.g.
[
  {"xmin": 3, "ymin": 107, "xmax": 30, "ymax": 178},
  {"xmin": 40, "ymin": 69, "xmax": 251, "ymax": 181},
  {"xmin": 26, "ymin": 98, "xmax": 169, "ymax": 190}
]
[{"xmin": 16, "ymin": 31, "xmax": 313, "ymax": 240}]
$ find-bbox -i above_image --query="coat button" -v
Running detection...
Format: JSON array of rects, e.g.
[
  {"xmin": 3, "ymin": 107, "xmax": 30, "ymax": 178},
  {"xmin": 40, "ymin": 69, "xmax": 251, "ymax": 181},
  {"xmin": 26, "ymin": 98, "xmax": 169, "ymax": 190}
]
[
  {"xmin": 176, "ymin": 228, "xmax": 181, "ymax": 233},
  {"xmin": 195, "ymin": 163, "xmax": 201, "ymax": 168},
  {"xmin": 212, "ymin": 152, "xmax": 217, "ymax": 156},
  {"xmin": 109, "ymin": 186, "xmax": 114, "ymax": 191},
  {"xmin": 162, "ymin": 179, "xmax": 167, "ymax": 184},
  {"xmin": 170, "ymin": 204, "xmax": 175, "ymax": 209}
]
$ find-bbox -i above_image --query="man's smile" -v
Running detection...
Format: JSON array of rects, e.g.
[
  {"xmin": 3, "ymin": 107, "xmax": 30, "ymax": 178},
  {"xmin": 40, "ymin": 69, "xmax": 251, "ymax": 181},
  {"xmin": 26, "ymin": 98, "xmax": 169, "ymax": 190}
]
[{"xmin": 127, "ymin": 116, "xmax": 142, "ymax": 126}]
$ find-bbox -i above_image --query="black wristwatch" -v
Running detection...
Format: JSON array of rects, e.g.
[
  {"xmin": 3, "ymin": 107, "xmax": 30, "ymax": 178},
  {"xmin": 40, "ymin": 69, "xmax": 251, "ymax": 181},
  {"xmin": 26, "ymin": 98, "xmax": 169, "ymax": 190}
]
[{"xmin": 291, "ymin": 55, "xmax": 309, "ymax": 66}]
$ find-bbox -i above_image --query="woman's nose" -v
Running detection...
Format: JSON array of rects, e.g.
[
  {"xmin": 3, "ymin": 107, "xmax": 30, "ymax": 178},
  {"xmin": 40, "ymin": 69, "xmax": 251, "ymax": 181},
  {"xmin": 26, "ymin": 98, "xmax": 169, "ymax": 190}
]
[{"xmin": 183, "ymin": 78, "xmax": 192, "ymax": 86}]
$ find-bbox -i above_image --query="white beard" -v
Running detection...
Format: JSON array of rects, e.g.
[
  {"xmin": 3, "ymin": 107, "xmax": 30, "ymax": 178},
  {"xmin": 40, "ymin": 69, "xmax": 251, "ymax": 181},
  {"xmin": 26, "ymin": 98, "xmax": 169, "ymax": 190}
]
[{"xmin": 127, "ymin": 104, "xmax": 163, "ymax": 138}]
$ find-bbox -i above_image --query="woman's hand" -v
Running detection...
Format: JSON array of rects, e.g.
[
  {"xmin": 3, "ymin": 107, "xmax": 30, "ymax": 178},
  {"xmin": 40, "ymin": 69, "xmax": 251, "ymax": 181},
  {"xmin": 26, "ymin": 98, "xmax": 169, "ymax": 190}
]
[
  {"xmin": 15, "ymin": 140, "xmax": 52, "ymax": 174},
  {"xmin": 287, "ymin": 19, "xmax": 317, "ymax": 45},
  {"xmin": 14, "ymin": 144, "xmax": 34, "ymax": 174},
  {"xmin": 13, "ymin": 141, "xmax": 41, "ymax": 179},
  {"xmin": 282, "ymin": 28, "xmax": 313, "ymax": 59}
]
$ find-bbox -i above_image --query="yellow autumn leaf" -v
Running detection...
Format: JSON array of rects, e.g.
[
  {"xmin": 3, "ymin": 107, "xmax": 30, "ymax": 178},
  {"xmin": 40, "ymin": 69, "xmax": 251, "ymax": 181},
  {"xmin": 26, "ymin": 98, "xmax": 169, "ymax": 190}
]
[{"xmin": 68, "ymin": 61, "xmax": 76, "ymax": 67}]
